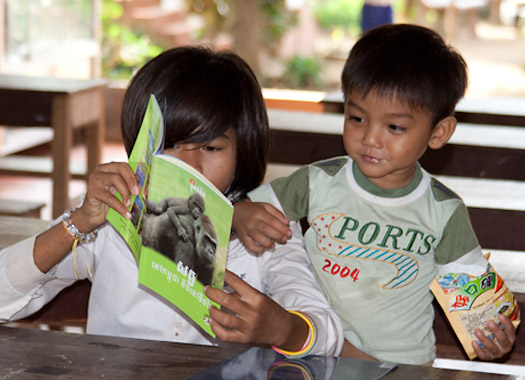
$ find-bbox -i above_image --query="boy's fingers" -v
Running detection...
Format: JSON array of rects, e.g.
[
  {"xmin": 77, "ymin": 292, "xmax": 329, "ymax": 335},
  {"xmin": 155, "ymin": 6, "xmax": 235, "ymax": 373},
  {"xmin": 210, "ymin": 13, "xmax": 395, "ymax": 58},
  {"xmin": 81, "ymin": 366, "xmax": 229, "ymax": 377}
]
[
  {"xmin": 255, "ymin": 222, "xmax": 290, "ymax": 244},
  {"xmin": 246, "ymin": 239, "xmax": 265, "ymax": 254},
  {"xmin": 471, "ymin": 340, "xmax": 490, "ymax": 360},
  {"xmin": 262, "ymin": 203, "xmax": 290, "ymax": 226},
  {"xmin": 258, "ymin": 208, "xmax": 292, "ymax": 239},
  {"xmin": 486, "ymin": 316, "xmax": 514, "ymax": 351},
  {"xmin": 497, "ymin": 314, "xmax": 516, "ymax": 342},
  {"xmin": 249, "ymin": 231, "xmax": 275, "ymax": 251},
  {"xmin": 472, "ymin": 317, "xmax": 514, "ymax": 360}
]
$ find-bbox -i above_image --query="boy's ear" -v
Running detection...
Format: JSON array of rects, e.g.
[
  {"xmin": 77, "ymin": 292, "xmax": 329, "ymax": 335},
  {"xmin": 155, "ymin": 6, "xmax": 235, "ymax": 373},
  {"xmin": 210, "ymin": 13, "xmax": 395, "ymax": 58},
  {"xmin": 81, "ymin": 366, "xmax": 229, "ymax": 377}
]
[{"xmin": 428, "ymin": 116, "xmax": 457, "ymax": 150}]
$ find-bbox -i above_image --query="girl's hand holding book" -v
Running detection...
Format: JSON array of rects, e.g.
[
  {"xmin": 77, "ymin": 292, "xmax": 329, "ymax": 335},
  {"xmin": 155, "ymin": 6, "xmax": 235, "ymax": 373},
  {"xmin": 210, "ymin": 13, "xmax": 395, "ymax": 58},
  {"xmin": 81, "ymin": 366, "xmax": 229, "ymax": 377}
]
[
  {"xmin": 204, "ymin": 270, "xmax": 308, "ymax": 351},
  {"xmin": 79, "ymin": 162, "xmax": 140, "ymax": 233}
]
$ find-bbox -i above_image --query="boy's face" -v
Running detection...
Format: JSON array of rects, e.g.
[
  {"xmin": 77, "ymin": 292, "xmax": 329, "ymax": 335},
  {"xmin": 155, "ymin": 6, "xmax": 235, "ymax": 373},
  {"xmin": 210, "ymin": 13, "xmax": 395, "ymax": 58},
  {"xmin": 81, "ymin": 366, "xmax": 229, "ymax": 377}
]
[
  {"xmin": 163, "ymin": 128, "xmax": 237, "ymax": 193},
  {"xmin": 343, "ymin": 91, "xmax": 436, "ymax": 190}
]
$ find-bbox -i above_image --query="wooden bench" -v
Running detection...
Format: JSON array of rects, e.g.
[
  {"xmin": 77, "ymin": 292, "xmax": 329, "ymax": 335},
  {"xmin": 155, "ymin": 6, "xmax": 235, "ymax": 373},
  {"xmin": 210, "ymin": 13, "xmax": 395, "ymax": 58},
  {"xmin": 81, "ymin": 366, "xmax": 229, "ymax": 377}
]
[
  {"xmin": 263, "ymin": 91, "xmax": 525, "ymax": 365},
  {"xmin": 0, "ymin": 199, "xmax": 45, "ymax": 218}
]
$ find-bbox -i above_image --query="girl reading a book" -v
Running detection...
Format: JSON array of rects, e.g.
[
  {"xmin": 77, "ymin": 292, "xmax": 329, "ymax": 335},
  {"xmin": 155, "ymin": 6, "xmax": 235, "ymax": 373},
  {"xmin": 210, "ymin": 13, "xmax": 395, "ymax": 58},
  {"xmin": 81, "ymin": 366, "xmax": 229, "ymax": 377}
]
[{"xmin": 0, "ymin": 47, "xmax": 343, "ymax": 357}]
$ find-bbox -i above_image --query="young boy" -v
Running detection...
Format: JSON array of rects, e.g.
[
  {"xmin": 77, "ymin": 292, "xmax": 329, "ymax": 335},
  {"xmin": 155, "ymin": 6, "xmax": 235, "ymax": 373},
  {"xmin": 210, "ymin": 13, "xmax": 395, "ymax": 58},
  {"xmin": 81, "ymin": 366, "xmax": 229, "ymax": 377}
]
[{"xmin": 233, "ymin": 24, "xmax": 516, "ymax": 364}]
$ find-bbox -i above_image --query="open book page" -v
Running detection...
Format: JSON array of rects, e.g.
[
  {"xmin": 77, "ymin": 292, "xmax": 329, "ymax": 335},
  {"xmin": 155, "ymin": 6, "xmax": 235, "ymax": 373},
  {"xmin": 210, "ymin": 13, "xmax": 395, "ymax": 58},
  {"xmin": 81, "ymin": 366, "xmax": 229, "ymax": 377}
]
[
  {"xmin": 106, "ymin": 95, "xmax": 232, "ymax": 337},
  {"xmin": 106, "ymin": 94, "xmax": 164, "ymax": 261},
  {"xmin": 139, "ymin": 154, "xmax": 232, "ymax": 337}
]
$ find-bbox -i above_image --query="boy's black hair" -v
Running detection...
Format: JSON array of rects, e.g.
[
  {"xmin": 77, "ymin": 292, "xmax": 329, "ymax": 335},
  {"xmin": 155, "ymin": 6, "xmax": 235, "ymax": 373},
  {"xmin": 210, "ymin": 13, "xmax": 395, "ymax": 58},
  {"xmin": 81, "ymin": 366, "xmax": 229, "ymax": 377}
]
[
  {"xmin": 341, "ymin": 24, "xmax": 468, "ymax": 127},
  {"xmin": 121, "ymin": 46, "xmax": 269, "ymax": 199}
]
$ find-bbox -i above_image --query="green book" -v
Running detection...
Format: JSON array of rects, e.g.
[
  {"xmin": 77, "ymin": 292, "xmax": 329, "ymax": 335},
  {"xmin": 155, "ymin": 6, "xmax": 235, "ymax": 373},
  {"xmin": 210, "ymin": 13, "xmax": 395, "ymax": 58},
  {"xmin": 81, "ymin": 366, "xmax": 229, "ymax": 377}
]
[{"xmin": 107, "ymin": 95, "xmax": 232, "ymax": 337}]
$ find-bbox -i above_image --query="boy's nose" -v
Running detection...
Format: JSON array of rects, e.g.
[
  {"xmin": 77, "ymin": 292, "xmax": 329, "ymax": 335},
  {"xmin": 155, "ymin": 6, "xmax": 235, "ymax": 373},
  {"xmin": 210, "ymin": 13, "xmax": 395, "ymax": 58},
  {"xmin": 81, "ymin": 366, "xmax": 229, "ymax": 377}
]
[{"xmin": 361, "ymin": 125, "xmax": 381, "ymax": 148}]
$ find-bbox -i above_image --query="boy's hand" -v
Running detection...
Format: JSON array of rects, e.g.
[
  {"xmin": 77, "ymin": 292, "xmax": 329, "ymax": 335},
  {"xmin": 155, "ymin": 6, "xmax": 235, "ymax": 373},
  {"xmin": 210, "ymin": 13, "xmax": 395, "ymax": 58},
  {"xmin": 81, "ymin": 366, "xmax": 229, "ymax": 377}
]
[
  {"xmin": 205, "ymin": 271, "xmax": 307, "ymax": 350},
  {"xmin": 76, "ymin": 162, "xmax": 139, "ymax": 233},
  {"xmin": 472, "ymin": 314, "xmax": 516, "ymax": 361},
  {"xmin": 233, "ymin": 201, "xmax": 292, "ymax": 254}
]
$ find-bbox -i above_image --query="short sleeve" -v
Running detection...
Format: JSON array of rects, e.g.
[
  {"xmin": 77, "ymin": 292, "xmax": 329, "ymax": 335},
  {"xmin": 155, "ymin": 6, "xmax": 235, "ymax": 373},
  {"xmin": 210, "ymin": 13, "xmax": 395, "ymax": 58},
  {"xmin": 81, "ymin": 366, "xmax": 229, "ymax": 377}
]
[
  {"xmin": 250, "ymin": 165, "xmax": 311, "ymax": 222},
  {"xmin": 434, "ymin": 202, "xmax": 482, "ymax": 265}
]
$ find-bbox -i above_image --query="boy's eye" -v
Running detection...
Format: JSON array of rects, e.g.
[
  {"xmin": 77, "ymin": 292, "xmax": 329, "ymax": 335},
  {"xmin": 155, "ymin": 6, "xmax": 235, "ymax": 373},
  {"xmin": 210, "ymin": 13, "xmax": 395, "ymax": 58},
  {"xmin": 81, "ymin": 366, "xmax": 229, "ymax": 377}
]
[
  {"xmin": 388, "ymin": 124, "xmax": 405, "ymax": 133},
  {"xmin": 349, "ymin": 116, "xmax": 364, "ymax": 123}
]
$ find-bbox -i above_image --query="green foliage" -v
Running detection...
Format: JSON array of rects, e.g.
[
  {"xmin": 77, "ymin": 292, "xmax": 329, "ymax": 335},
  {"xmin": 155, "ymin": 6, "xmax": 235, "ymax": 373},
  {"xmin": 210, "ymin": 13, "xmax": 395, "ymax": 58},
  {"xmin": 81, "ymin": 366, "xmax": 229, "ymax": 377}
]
[
  {"xmin": 283, "ymin": 55, "xmax": 322, "ymax": 89},
  {"xmin": 187, "ymin": 0, "xmax": 298, "ymax": 48},
  {"xmin": 101, "ymin": 0, "xmax": 164, "ymax": 80},
  {"xmin": 313, "ymin": 0, "xmax": 363, "ymax": 35},
  {"xmin": 260, "ymin": 0, "xmax": 299, "ymax": 46}
]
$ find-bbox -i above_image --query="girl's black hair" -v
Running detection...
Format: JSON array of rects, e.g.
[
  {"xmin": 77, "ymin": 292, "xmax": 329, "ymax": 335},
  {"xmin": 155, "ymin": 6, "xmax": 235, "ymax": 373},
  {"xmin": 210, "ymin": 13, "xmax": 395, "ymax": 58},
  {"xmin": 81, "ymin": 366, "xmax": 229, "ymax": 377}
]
[
  {"xmin": 121, "ymin": 46, "xmax": 269, "ymax": 199},
  {"xmin": 341, "ymin": 24, "xmax": 468, "ymax": 127}
]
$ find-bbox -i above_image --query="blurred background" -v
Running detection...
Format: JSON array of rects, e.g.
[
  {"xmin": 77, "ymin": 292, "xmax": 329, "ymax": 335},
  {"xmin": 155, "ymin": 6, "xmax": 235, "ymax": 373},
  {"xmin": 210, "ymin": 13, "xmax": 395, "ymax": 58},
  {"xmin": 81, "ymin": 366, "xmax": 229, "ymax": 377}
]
[
  {"xmin": 0, "ymin": 0, "xmax": 524, "ymax": 220},
  {"xmin": 1, "ymin": 0, "xmax": 524, "ymax": 96}
]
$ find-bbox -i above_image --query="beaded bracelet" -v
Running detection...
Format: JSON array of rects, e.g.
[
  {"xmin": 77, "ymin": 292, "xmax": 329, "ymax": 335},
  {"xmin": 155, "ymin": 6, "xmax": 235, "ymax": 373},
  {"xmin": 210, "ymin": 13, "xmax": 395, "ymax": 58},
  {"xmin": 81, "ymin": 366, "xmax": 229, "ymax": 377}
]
[
  {"xmin": 272, "ymin": 310, "xmax": 317, "ymax": 358},
  {"xmin": 62, "ymin": 207, "xmax": 98, "ymax": 242},
  {"xmin": 62, "ymin": 207, "xmax": 96, "ymax": 279}
]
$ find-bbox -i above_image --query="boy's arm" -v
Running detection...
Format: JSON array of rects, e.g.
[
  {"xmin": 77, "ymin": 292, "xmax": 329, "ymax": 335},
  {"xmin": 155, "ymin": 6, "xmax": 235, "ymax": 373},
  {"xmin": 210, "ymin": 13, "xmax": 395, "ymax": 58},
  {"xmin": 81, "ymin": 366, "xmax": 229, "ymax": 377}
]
[
  {"xmin": 235, "ymin": 166, "xmax": 311, "ymax": 254},
  {"xmin": 435, "ymin": 206, "xmax": 517, "ymax": 361},
  {"xmin": 233, "ymin": 200, "xmax": 291, "ymax": 254}
]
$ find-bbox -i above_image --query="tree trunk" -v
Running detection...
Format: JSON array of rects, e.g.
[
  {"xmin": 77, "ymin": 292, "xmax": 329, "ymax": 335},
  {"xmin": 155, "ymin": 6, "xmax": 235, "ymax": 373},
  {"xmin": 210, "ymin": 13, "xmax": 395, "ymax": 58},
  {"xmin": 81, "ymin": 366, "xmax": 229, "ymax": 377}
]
[{"xmin": 230, "ymin": 0, "xmax": 261, "ymax": 76}]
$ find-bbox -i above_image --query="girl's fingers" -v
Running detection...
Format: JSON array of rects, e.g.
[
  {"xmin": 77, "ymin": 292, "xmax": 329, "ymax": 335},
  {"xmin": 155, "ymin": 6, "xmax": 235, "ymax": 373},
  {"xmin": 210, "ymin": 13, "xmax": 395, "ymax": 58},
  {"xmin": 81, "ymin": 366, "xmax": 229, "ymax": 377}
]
[
  {"xmin": 205, "ymin": 271, "xmax": 257, "ymax": 315},
  {"xmin": 208, "ymin": 312, "xmax": 246, "ymax": 343},
  {"xmin": 88, "ymin": 163, "xmax": 138, "ymax": 208},
  {"xmin": 95, "ymin": 162, "xmax": 139, "ymax": 201},
  {"xmin": 208, "ymin": 304, "xmax": 245, "ymax": 332}
]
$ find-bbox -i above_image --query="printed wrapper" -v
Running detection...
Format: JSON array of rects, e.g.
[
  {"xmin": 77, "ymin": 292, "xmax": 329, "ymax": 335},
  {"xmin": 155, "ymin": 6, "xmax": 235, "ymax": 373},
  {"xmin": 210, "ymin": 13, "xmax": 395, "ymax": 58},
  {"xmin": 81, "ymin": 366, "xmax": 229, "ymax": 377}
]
[{"xmin": 430, "ymin": 262, "xmax": 520, "ymax": 360}]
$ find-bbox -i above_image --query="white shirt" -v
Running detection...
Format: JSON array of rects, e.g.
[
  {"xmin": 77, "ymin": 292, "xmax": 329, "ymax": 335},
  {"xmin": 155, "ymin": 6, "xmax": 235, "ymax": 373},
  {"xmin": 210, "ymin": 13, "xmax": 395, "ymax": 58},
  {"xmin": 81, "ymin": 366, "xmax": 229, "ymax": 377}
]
[{"xmin": 0, "ymin": 220, "xmax": 343, "ymax": 356}]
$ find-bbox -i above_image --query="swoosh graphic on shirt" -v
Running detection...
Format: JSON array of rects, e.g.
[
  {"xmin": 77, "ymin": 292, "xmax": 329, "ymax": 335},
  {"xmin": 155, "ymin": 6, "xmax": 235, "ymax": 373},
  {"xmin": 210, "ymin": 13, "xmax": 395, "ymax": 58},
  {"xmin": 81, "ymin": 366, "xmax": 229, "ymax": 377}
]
[{"xmin": 312, "ymin": 213, "xmax": 418, "ymax": 289}]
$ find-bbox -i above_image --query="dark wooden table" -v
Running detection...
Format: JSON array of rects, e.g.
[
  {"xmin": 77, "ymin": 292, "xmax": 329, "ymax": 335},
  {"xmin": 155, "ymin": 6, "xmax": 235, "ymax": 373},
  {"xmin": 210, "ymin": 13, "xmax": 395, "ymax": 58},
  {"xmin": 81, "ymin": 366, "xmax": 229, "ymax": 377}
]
[
  {"xmin": 0, "ymin": 75, "xmax": 107, "ymax": 218},
  {"xmin": 0, "ymin": 326, "xmax": 519, "ymax": 380},
  {"xmin": 0, "ymin": 325, "xmax": 247, "ymax": 379}
]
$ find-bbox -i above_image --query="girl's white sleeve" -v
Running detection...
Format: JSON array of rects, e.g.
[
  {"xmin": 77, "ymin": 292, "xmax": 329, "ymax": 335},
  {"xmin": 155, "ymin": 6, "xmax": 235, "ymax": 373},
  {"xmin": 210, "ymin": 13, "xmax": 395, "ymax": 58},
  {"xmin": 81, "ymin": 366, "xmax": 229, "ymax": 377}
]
[
  {"xmin": 0, "ymin": 220, "xmax": 89, "ymax": 322},
  {"xmin": 260, "ymin": 221, "xmax": 344, "ymax": 357}
]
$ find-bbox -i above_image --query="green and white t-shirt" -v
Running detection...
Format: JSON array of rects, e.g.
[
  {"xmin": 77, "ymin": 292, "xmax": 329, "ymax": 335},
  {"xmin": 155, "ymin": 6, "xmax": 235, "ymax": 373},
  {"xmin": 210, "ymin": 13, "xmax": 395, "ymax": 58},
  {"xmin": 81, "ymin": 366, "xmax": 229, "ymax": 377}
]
[{"xmin": 250, "ymin": 156, "xmax": 485, "ymax": 364}]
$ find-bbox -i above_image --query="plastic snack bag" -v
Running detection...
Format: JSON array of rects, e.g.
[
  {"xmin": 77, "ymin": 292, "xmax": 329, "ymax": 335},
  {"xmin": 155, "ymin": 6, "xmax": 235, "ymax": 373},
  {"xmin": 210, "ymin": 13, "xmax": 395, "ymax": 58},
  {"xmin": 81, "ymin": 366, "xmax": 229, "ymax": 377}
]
[{"xmin": 430, "ymin": 261, "xmax": 520, "ymax": 359}]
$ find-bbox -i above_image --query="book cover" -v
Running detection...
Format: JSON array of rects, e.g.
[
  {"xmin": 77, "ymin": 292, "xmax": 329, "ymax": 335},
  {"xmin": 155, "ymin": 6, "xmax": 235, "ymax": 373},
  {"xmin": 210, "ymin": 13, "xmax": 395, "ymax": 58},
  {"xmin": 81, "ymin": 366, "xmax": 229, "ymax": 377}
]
[{"xmin": 107, "ymin": 95, "xmax": 232, "ymax": 337}]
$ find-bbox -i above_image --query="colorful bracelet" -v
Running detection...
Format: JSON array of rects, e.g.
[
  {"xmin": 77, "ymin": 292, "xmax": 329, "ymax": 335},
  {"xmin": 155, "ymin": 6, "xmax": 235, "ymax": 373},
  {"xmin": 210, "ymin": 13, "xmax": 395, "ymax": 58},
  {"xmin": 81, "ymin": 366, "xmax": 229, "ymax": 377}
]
[
  {"xmin": 268, "ymin": 361, "xmax": 313, "ymax": 380},
  {"xmin": 272, "ymin": 310, "xmax": 317, "ymax": 358}
]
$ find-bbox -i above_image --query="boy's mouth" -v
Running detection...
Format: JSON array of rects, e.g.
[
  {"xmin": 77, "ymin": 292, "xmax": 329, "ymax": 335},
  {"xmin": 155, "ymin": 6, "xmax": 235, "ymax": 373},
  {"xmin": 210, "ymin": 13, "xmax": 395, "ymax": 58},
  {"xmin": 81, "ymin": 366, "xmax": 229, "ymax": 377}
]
[{"xmin": 361, "ymin": 154, "xmax": 381, "ymax": 164}]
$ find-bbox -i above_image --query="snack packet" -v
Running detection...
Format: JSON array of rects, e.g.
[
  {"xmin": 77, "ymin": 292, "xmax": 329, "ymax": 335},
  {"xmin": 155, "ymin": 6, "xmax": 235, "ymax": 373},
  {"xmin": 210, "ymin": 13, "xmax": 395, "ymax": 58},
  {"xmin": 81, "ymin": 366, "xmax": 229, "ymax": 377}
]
[{"xmin": 430, "ymin": 260, "xmax": 520, "ymax": 359}]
